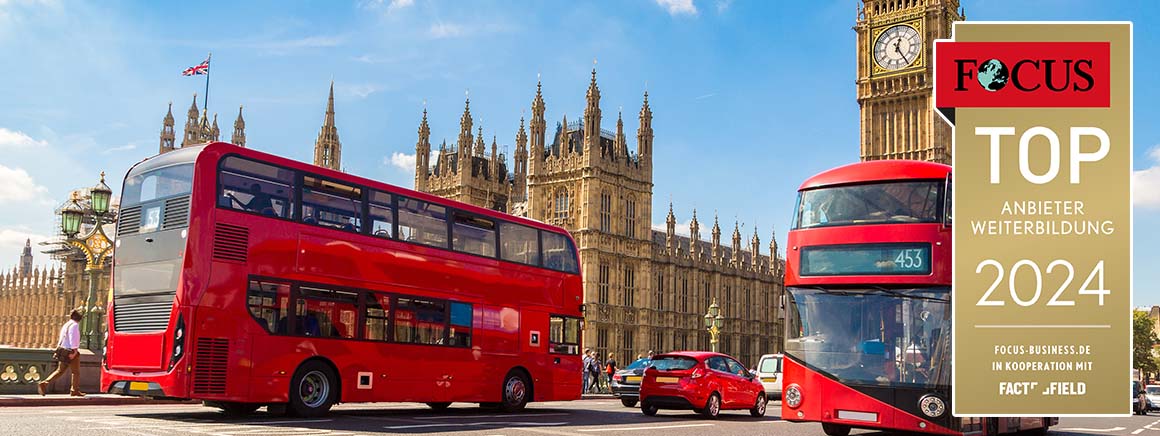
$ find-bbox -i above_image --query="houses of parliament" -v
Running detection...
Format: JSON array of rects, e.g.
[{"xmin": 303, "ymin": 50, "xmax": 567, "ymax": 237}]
[{"xmin": 3, "ymin": 0, "xmax": 964, "ymax": 366}]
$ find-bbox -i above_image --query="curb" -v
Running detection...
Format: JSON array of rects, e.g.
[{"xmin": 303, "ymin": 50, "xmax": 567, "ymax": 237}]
[{"xmin": 0, "ymin": 396, "xmax": 200, "ymax": 407}]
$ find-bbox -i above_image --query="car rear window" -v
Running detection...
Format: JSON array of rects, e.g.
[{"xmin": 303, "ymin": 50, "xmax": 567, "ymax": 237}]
[
  {"xmin": 1148, "ymin": 386, "xmax": 1160, "ymax": 395},
  {"xmin": 651, "ymin": 356, "xmax": 698, "ymax": 371},
  {"xmin": 625, "ymin": 358, "xmax": 651, "ymax": 370}
]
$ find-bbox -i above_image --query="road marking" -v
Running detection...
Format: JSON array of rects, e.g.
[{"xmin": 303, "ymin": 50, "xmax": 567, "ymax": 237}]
[
  {"xmin": 413, "ymin": 412, "xmax": 570, "ymax": 420},
  {"xmin": 385, "ymin": 421, "xmax": 570, "ymax": 430},
  {"xmin": 1133, "ymin": 429, "xmax": 1144, "ymax": 435},
  {"xmin": 575, "ymin": 423, "xmax": 716, "ymax": 432},
  {"xmin": 1057, "ymin": 428, "xmax": 1126, "ymax": 433}
]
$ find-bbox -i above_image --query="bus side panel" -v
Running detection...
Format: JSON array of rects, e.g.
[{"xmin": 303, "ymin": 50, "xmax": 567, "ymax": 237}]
[{"xmin": 520, "ymin": 309, "xmax": 551, "ymax": 402}]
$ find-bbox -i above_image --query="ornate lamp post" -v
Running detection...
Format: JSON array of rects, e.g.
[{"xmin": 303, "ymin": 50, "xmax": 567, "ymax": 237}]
[
  {"xmin": 704, "ymin": 299, "xmax": 724, "ymax": 353},
  {"xmin": 59, "ymin": 172, "xmax": 114, "ymax": 353}
]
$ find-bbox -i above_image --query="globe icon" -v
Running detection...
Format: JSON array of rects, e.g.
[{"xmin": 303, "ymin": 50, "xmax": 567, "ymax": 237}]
[{"xmin": 977, "ymin": 59, "xmax": 1009, "ymax": 91}]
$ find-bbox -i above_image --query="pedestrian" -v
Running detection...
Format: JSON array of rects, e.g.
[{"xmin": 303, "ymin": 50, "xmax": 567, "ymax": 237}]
[
  {"xmin": 605, "ymin": 353, "xmax": 618, "ymax": 390},
  {"xmin": 582, "ymin": 348, "xmax": 593, "ymax": 394},
  {"xmin": 586, "ymin": 350, "xmax": 601, "ymax": 393},
  {"xmin": 38, "ymin": 309, "xmax": 84, "ymax": 396}
]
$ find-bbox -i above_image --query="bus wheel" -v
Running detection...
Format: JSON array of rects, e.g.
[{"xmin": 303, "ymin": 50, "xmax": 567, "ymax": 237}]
[
  {"xmin": 750, "ymin": 394, "xmax": 767, "ymax": 417},
  {"xmin": 289, "ymin": 360, "xmax": 337, "ymax": 417},
  {"xmin": 822, "ymin": 423, "xmax": 851, "ymax": 436},
  {"xmin": 204, "ymin": 401, "xmax": 260, "ymax": 416},
  {"xmin": 426, "ymin": 402, "xmax": 452, "ymax": 411},
  {"xmin": 620, "ymin": 398, "xmax": 638, "ymax": 407},
  {"xmin": 499, "ymin": 371, "xmax": 530, "ymax": 412}
]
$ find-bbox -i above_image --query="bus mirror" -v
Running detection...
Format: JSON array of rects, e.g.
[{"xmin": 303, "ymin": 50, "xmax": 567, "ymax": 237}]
[{"xmin": 943, "ymin": 173, "xmax": 953, "ymax": 227}]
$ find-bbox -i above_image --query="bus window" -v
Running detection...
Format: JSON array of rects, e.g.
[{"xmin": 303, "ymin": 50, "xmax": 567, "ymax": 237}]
[
  {"xmin": 452, "ymin": 212, "xmax": 497, "ymax": 257},
  {"xmin": 398, "ymin": 197, "xmax": 449, "ymax": 248},
  {"xmin": 364, "ymin": 293, "xmax": 391, "ymax": 342},
  {"xmin": 123, "ymin": 163, "xmax": 194, "ymax": 208},
  {"xmin": 449, "ymin": 302, "xmax": 472, "ymax": 347},
  {"xmin": 549, "ymin": 315, "xmax": 581, "ymax": 354},
  {"xmin": 369, "ymin": 191, "xmax": 394, "ymax": 239},
  {"xmin": 499, "ymin": 222, "xmax": 540, "ymax": 266},
  {"xmin": 541, "ymin": 231, "xmax": 579, "ymax": 274},
  {"xmin": 297, "ymin": 286, "xmax": 359, "ymax": 339},
  {"xmin": 247, "ymin": 279, "xmax": 290, "ymax": 334},
  {"xmin": 395, "ymin": 297, "xmax": 447, "ymax": 345},
  {"xmin": 219, "ymin": 156, "xmax": 295, "ymax": 218},
  {"xmin": 302, "ymin": 175, "xmax": 362, "ymax": 233}
]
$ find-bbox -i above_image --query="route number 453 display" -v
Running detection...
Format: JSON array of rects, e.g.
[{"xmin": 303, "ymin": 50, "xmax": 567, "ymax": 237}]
[{"xmin": 975, "ymin": 259, "xmax": 1109, "ymax": 307}]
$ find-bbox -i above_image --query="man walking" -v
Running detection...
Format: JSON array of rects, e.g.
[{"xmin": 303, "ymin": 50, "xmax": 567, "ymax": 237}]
[
  {"xmin": 38, "ymin": 310, "xmax": 84, "ymax": 396},
  {"xmin": 582, "ymin": 348, "xmax": 593, "ymax": 394}
]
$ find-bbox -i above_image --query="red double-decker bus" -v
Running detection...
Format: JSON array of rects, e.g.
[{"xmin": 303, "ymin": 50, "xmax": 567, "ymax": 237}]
[
  {"xmin": 101, "ymin": 142, "xmax": 584, "ymax": 417},
  {"xmin": 780, "ymin": 160, "xmax": 1055, "ymax": 436}
]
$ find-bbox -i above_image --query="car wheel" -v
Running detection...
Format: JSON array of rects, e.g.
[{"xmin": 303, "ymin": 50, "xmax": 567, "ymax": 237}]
[
  {"xmin": 641, "ymin": 401, "xmax": 659, "ymax": 416},
  {"xmin": 620, "ymin": 398, "xmax": 638, "ymax": 407},
  {"xmin": 426, "ymin": 402, "xmax": 452, "ymax": 411},
  {"xmin": 750, "ymin": 394, "xmax": 767, "ymax": 417},
  {"xmin": 499, "ymin": 370, "xmax": 531, "ymax": 413},
  {"xmin": 205, "ymin": 401, "xmax": 260, "ymax": 416},
  {"xmin": 700, "ymin": 393, "xmax": 721, "ymax": 419},
  {"xmin": 288, "ymin": 360, "xmax": 337, "ymax": 418},
  {"xmin": 822, "ymin": 423, "xmax": 852, "ymax": 436}
]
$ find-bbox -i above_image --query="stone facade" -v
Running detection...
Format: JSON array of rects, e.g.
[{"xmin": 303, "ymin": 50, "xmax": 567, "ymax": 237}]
[
  {"xmin": 0, "ymin": 252, "xmax": 107, "ymax": 350},
  {"xmin": 856, "ymin": 0, "xmax": 962, "ymax": 164},
  {"xmin": 414, "ymin": 71, "xmax": 785, "ymax": 366}
]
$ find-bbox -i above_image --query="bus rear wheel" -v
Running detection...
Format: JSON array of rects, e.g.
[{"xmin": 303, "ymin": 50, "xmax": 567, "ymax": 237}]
[
  {"xmin": 822, "ymin": 423, "xmax": 851, "ymax": 436},
  {"xmin": 289, "ymin": 360, "xmax": 338, "ymax": 417},
  {"xmin": 499, "ymin": 371, "xmax": 530, "ymax": 413}
]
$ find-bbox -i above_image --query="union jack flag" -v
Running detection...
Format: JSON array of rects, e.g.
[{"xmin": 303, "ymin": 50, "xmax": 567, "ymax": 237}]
[{"xmin": 182, "ymin": 57, "xmax": 210, "ymax": 76}]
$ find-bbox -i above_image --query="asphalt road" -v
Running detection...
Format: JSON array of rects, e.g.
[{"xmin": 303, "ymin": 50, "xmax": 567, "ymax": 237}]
[{"xmin": 2, "ymin": 398, "xmax": 1158, "ymax": 436}]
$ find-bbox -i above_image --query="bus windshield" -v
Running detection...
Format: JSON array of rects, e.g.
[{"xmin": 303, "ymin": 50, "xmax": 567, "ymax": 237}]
[
  {"xmin": 122, "ymin": 163, "xmax": 194, "ymax": 208},
  {"xmin": 785, "ymin": 286, "xmax": 950, "ymax": 389},
  {"xmin": 794, "ymin": 181, "xmax": 941, "ymax": 228}
]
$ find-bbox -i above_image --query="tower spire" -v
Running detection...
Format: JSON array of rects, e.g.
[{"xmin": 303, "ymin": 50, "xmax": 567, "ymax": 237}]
[
  {"xmin": 583, "ymin": 65, "xmax": 601, "ymax": 154},
  {"xmin": 314, "ymin": 81, "xmax": 342, "ymax": 171},
  {"xmin": 415, "ymin": 106, "xmax": 431, "ymax": 190},
  {"xmin": 459, "ymin": 93, "xmax": 473, "ymax": 157},
  {"xmin": 181, "ymin": 93, "xmax": 201, "ymax": 147},
  {"xmin": 637, "ymin": 90, "xmax": 653, "ymax": 159},
  {"xmin": 159, "ymin": 102, "xmax": 176, "ymax": 154},
  {"xmin": 231, "ymin": 105, "xmax": 246, "ymax": 147}
]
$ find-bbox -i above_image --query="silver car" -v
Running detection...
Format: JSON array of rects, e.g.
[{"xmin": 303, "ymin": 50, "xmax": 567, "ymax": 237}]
[
  {"xmin": 610, "ymin": 357, "xmax": 651, "ymax": 407},
  {"xmin": 755, "ymin": 354, "xmax": 783, "ymax": 400}
]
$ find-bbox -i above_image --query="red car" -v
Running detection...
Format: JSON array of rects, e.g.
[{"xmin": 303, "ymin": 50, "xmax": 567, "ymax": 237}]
[{"xmin": 638, "ymin": 351, "xmax": 767, "ymax": 418}]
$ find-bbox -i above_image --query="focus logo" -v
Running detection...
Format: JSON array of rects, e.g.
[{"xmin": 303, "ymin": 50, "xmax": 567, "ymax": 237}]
[{"xmin": 935, "ymin": 42, "xmax": 1109, "ymax": 108}]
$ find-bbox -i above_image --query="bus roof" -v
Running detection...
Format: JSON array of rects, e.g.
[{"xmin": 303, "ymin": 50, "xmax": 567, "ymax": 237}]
[
  {"xmin": 798, "ymin": 160, "xmax": 950, "ymax": 191},
  {"xmin": 189, "ymin": 142, "xmax": 572, "ymax": 236}
]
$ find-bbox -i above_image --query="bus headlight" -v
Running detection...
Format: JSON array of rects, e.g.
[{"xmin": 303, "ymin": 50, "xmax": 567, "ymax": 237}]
[
  {"xmin": 919, "ymin": 394, "xmax": 946, "ymax": 418},
  {"xmin": 785, "ymin": 384, "xmax": 803, "ymax": 408}
]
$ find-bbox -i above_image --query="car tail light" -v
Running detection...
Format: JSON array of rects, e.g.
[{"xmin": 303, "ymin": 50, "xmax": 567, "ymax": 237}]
[
  {"xmin": 785, "ymin": 384, "xmax": 803, "ymax": 408},
  {"xmin": 615, "ymin": 375, "xmax": 623, "ymax": 383}
]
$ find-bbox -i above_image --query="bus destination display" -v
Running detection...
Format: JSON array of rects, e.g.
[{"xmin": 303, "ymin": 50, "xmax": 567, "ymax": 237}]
[{"xmin": 800, "ymin": 243, "xmax": 931, "ymax": 276}]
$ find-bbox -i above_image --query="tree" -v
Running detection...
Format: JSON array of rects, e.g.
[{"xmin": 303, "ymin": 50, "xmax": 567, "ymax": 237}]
[{"xmin": 1133, "ymin": 310, "xmax": 1159, "ymax": 379}]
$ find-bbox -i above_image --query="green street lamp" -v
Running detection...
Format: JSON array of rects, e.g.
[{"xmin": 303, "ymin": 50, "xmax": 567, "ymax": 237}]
[
  {"xmin": 59, "ymin": 172, "xmax": 115, "ymax": 353},
  {"xmin": 704, "ymin": 299, "xmax": 724, "ymax": 353}
]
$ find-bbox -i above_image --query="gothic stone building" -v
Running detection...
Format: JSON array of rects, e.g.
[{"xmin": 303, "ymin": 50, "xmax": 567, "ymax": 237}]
[
  {"xmin": 414, "ymin": 71, "xmax": 785, "ymax": 365},
  {"xmin": 857, "ymin": 0, "xmax": 962, "ymax": 164}
]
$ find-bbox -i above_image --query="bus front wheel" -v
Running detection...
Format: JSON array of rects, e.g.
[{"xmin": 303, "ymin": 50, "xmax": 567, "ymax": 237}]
[
  {"xmin": 499, "ymin": 371, "xmax": 531, "ymax": 412},
  {"xmin": 289, "ymin": 360, "xmax": 338, "ymax": 417},
  {"xmin": 822, "ymin": 423, "xmax": 851, "ymax": 436}
]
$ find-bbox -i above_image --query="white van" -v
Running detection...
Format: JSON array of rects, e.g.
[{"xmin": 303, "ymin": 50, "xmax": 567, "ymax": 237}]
[{"xmin": 756, "ymin": 354, "xmax": 784, "ymax": 400}]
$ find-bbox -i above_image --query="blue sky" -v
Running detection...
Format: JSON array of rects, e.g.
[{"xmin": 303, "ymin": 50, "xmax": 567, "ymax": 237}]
[{"xmin": 0, "ymin": 0, "xmax": 1156, "ymax": 303}]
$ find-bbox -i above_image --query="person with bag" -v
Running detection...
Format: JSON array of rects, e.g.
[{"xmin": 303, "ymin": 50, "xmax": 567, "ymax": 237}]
[
  {"xmin": 605, "ymin": 353, "xmax": 618, "ymax": 393},
  {"xmin": 38, "ymin": 310, "xmax": 84, "ymax": 396},
  {"xmin": 581, "ymin": 348, "xmax": 593, "ymax": 394}
]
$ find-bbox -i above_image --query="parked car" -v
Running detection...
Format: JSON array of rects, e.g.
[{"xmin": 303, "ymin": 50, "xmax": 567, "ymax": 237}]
[
  {"xmin": 755, "ymin": 354, "xmax": 783, "ymax": 400},
  {"xmin": 638, "ymin": 351, "xmax": 767, "ymax": 419},
  {"xmin": 1134, "ymin": 381, "xmax": 1148, "ymax": 415},
  {"xmin": 611, "ymin": 357, "xmax": 651, "ymax": 407},
  {"xmin": 1147, "ymin": 385, "xmax": 1160, "ymax": 411}
]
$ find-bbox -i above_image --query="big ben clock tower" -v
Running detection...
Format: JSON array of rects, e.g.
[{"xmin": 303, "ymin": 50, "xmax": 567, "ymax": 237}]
[{"xmin": 856, "ymin": 0, "xmax": 962, "ymax": 164}]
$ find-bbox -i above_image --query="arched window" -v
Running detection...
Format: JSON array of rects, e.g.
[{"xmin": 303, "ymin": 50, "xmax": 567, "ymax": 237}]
[
  {"xmin": 599, "ymin": 191, "xmax": 611, "ymax": 232},
  {"xmin": 624, "ymin": 197, "xmax": 636, "ymax": 238},
  {"xmin": 554, "ymin": 190, "xmax": 569, "ymax": 220}
]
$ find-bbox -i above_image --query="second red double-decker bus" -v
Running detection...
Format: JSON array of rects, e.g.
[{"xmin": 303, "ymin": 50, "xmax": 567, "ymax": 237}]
[
  {"xmin": 102, "ymin": 142, "xmax": 584, "ymax": 416},
  {"xmin": 779, "ymin": 160, "xmax": 1055, "ymax": 436}
]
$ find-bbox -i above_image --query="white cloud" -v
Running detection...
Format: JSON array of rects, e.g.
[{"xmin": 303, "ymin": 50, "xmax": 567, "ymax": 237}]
[
  {"xmin": 336, "ymin": 83, "xmax": 384, "ymax": 99},
  {"xmin": 0, "ymin": 127, "xmax": 47, "ymax": 149},
  {"xmin": 715, "ymin": 0, "xmax": 732, "ymax": 13},
  {"xmin": 387, "ymin": 0, "xmax": 414, "ymax": 12},
  {"xmin": 694, "ymin": 93, "xmax": 716, "ymax": 100},
  {"xmin": 429, "ymin": 22, "xmax": 465, "ymax": 39},
  {"xmin": 651, "ymin": 219, "xmax": 694, "ymax": 237},
  {"xmin": 387, "ymin": 152, "xmax": 416, "ymax": 173},
  {"xmin": 101, "ymin": 143, "xmax": 137, "ymax": 154},
  {"xmin": 655, "ymin": 0, "xmax": 698, "ymax": 16},
  {"xmin": 1133, "ymin": 145, "xmax": 1160, "ymax": 208},
  {"xmin": 0, "ymin": 164, "xmax": 50, "ymax": 204}
]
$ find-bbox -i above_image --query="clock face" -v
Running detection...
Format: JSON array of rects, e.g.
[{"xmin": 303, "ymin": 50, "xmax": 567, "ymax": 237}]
[{"xmin": 874, "ymin": 24, "xmax": 922, "ymax": 71}]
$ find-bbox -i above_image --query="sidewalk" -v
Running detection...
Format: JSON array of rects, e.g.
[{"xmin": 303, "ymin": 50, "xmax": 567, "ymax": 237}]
[{"xmin": 0, "ymin": 393, "xmax": 199, "ymax": 407}]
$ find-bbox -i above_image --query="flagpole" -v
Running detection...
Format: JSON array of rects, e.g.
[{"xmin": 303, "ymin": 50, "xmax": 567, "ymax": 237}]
[{"xmin": 203, "ymin": 52, "xmax": 211, "ymax": 112}]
